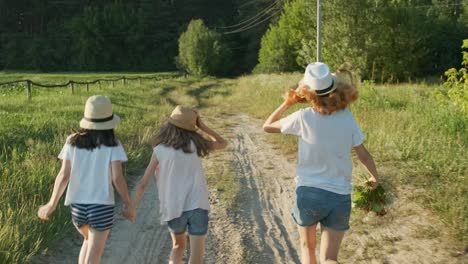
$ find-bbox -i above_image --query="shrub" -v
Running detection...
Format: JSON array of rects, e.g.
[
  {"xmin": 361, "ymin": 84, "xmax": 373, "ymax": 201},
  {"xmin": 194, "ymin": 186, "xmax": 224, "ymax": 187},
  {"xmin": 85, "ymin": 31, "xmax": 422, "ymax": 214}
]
[
  {"xmin": 177, "ymin": 19, "xmax": 230, "ymax": 76},
  {"xmin": 442, "ymin": 40, "xmax": 468, "ymax": 114}
]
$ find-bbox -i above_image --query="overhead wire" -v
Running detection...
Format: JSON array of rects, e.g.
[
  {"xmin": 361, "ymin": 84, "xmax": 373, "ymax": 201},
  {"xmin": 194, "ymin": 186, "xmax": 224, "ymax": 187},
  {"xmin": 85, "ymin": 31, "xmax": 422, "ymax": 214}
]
[
  {"xmin": 220, "ymin": 0, "xmax": 281, "ymax": 29},
  {"xmin": 223, "ymin": 9, "xmax": 282, "ymax": 34},
  {"xmin": 369, "ymin": 2, "xmax": 467, "ymax": 10},
  {"xmin": 239, "ymin": 0, "xmax": 265, "ymax": 9}
]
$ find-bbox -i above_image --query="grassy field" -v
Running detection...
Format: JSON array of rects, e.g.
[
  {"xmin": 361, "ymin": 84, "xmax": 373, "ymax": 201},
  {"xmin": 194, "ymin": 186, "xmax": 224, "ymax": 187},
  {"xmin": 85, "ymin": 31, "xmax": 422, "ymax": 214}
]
[
  {"xmin": 0, "ymin": 73, "xmax": 236, "ymax": 263},
  {"xmin": 228, "ymin": 73, "xmax": 467, "ymax": 244},
  {"xmin": 0, "ymin": 72, "xmax": 466, "ymax": 263}
]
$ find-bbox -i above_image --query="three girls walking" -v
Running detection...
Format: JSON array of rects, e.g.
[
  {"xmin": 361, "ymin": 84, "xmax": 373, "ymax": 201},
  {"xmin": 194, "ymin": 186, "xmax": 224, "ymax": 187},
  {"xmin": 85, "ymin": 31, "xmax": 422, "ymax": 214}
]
[{"xmin": 38, "ymin": 61, "xmax": 378, "ymax": 264}]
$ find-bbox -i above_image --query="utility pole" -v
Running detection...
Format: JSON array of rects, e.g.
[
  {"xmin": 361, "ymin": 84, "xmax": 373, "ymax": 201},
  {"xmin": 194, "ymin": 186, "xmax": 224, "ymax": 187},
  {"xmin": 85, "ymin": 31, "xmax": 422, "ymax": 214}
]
[{"xmin": 316, "ymin": 0, "xmax": 322, "ymax": 62}]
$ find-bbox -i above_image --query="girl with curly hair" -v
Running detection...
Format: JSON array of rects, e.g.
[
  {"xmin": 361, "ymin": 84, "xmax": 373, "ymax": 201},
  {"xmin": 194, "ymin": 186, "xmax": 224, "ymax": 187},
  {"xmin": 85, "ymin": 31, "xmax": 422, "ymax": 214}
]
[{"xmin": 263, "ymin": 62, "xmax": 379, "ymax": 264}]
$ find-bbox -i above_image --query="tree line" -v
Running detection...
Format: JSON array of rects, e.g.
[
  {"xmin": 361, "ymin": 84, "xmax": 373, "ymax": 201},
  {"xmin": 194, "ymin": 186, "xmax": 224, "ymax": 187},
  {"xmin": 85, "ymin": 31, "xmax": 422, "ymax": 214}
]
[
  {"xmin": 0, "ymin": 0, "xmax": 277, "ymax": 74},
  {"xmin": 256, "ymin": 0, "xmax": 468, "ymax": 82},
  {"xmin": 0, "ymin": 0, "xmax": 467, "ymax": 81}
]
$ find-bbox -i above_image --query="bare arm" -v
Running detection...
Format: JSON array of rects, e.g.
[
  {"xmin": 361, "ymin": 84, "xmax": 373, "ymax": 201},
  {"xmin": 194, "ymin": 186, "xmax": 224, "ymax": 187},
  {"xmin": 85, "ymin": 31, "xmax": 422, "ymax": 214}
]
[
  {"xmin": 353, "ymin": 144, "xmax": 379, "ymax": 189},
  {"xmin": 197, "ymin": 117, "xmax": 227, "ymax": 150},
  {"xmin": 132, "ymin": 154, "xmax": 159, "ymax": 207},
  {"xmin": 111, "ymin": 161, "xmax": 135, "ymax": 220},
  {"xmin": 37, "ymin": 159, "xmax": 71, "ymax": 220},
  {"xmin": 263, "ymin": 88, "xmax": 303, "ymax": 133},
  {"xmin": 262, "ymin": 102, "xmax": 290, "ymax": 133}
]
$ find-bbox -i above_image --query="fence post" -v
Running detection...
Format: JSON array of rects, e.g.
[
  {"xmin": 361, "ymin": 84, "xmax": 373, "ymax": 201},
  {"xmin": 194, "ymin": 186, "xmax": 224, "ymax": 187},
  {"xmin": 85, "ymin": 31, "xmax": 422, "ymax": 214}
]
[
  {"xmin": 70, "ymin": 81, "xmax": 75, "ymax": 94},
  {"xmin": 86, "ymin": 83, "xmax": 89, "ymax": 92},
  {"xmin": 122, "ymin": 77, "xmax": 126, "ymax": 86},
  {"xmin": 27, "ymin": 80, "xmax": 32, "ymax": 101},
  {"xmin": 98, "ymin": 81, "xmax": 101, "ymax": 89}
]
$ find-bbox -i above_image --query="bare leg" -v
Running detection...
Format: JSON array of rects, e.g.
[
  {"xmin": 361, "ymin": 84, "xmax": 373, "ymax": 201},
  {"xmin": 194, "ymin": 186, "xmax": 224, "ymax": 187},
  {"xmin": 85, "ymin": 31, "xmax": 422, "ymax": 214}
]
[
  {"xmin": 188, "ymin": 235, "xmax": 206, "ymax": 264},
  {"xmin": 297, "ymin": 224, "xmax": 318, "ymax": 264},
  {"xmin": 169, "ymin": 232, "xmax": 187, "ymax": 264},
  {"xmin": 74, "ymin": 224, "xmax": 89, "ymax": 264},
  {"xmin": 319, "ymin": 227, "xmax": 345, "ymax": 264},
  {"xmin": 84, "ymin": 227, "xmax": 111, "ymax": 264}
]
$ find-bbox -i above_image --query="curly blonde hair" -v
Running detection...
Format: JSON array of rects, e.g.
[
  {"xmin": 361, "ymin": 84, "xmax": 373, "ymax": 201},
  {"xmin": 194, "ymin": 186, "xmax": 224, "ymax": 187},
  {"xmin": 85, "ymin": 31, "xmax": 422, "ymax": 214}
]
[{"xmin": 295, "ymin": 67, "xmax": 358, "ymax": 115}]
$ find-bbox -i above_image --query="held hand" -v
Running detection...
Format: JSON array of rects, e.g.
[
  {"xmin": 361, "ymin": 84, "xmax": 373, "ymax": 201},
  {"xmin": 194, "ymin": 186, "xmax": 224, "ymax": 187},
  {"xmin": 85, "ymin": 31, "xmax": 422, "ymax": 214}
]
[
  {"xmin": 366, "ymin": 177, "xmax": 379, "ymax": 190},
  {"xmin": 122, "ymin": 202, "xmax": 136, "ymax": 221},
  {"xmin": 37, "ymin": 203, "xmax": 55, "ymax": 220}
]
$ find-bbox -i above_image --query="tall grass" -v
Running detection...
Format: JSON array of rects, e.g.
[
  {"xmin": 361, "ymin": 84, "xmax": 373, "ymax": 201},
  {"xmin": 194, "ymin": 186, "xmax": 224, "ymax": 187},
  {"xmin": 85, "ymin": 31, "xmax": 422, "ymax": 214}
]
[
  {"xmin": 0, "ymin": 73, "xmax": 204, "ymax": 263},
  {"xmin": 229, "ymin": 74, "xmax": 467, "ymax": 244}
]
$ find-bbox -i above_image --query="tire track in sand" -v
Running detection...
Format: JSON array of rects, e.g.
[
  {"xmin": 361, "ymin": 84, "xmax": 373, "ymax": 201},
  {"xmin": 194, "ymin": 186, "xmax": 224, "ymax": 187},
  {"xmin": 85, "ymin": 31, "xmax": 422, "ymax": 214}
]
[{"xmin": 222, "ymin": 113, "xmax": 301, "ymax": 263}]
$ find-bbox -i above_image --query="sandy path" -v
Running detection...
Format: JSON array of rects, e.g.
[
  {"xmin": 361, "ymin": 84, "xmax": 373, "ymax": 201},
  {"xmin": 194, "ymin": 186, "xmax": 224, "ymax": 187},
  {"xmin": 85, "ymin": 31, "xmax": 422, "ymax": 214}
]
[
  {"xmin": 226, "ymin": 114, "xmax": 300, "ymax": 263},
  {"xmin": 100, "ymin": 178, "xmax": 171, "ymax": 263}
]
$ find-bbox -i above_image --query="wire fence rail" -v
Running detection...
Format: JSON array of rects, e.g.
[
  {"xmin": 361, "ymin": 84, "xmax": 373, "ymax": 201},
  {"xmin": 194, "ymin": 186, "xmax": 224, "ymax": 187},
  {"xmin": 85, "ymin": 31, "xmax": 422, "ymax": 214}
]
[{"xmin": 0, "ymin": 74, "xmax": 178, "ymax": 100}]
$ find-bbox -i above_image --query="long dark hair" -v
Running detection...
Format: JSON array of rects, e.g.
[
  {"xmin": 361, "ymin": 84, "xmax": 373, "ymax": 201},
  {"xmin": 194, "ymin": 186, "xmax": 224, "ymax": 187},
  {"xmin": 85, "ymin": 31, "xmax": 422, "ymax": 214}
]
[
  {"xmin": 69, "ymin": 129, "xmax": 118, "ymax": 150},
  {"xmin": 154, "ymin": 123, "xmax": 210, "ymax": 157}
]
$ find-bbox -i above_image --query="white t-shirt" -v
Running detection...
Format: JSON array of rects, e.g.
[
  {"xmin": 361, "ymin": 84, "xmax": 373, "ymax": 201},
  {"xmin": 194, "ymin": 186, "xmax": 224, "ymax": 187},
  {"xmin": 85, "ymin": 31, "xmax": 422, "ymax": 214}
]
[
  {"xmin": 58, "ymin": 136, "xmax": 128, "ymax": 205},
  {"xmin": 280, "ymin": 108, "xmax": 365, "ymax": 194},
  {"xmin": 154, "ymin": 142, "xmax": 210, "ymax": 224}
]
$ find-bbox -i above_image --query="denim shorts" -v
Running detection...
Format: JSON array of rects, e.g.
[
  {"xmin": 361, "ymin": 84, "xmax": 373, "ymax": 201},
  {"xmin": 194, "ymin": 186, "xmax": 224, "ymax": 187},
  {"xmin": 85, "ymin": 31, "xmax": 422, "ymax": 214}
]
[
  {"xmin": 71, "ymin": 204, "xmax": 114, "ymax": 231},
  {"xmin": 167, "ymin": 208, "xmax": 209, "ymax": 236},
  {"xmin": 292, "ymin": 186, "xmax": 351, "ymax": 231}
]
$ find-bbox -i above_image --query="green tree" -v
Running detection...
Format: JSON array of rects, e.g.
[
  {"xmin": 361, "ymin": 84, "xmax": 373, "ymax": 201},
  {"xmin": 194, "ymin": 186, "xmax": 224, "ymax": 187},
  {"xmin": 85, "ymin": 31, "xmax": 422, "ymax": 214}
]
[
  {"xmin": 177, "ymin": 19, "xmax": 230, "ymax": 76},
  {"xmin": 256, "ymin": 0, "xmax": 468, "ymax": 82},
  {"xmin": 255, "ymin": 0, "xmax": 313, "ymax": 73}
]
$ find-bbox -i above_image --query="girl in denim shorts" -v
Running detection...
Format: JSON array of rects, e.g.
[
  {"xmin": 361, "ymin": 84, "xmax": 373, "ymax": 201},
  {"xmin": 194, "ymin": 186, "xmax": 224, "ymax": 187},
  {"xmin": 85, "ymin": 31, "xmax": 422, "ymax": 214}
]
[
  {"xmin": 263, "ymin": 63, "xmax": 379, "ymax": 264},
  {"xmin": 133, "ymin": 106, "xmax": 227, "ymax": 264},
  {"xmin": 37, "ymin": 95, "xmax": 135, "ymax": 264}
]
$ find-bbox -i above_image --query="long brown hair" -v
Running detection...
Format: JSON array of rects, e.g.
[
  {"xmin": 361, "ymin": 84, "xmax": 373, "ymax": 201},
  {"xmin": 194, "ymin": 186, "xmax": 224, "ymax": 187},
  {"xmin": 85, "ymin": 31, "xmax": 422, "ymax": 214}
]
[
  {"xmin": 296, "ymin": 67, "xmax": 358, "ymax": 115},
  {"xmin": 69, "ymin": 129, "xmax": 118, "ymax": 150},
  {"xmin": 154, "ymin": 122, "xmax": 211, "ymax": 157}
]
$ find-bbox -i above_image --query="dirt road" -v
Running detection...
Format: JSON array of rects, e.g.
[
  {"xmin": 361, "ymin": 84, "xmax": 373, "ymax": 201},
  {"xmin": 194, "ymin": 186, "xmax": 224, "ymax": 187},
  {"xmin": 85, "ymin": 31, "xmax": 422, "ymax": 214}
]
[{"xmin": 35, "ymin": 113, "xmax": 466, "ymax": 264}]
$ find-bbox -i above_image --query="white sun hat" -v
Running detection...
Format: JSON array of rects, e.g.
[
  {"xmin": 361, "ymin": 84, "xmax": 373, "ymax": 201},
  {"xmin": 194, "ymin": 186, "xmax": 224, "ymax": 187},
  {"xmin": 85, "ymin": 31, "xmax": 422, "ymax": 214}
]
[
  {"xmin": 79, "ymin": 95, "xmax": 120, "ymax": 130},
  {"xmin": 302, "ymin": 62, "xmax": 337, "ymax": 96}
]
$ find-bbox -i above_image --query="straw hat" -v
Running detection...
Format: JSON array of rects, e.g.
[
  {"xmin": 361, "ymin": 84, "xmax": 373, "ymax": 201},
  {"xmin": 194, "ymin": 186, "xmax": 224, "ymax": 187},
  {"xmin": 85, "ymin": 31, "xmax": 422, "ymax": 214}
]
[
  {"xmin": 302, "ymin": 62, "xmax": 337, "ymax": 96},
  {"xmin": 168, "ymin": 106, "xmax": 198, "ymax": 131},
  {"xmin": 79, "ymin": 95, "xmax": 120, "ymax": 130}
]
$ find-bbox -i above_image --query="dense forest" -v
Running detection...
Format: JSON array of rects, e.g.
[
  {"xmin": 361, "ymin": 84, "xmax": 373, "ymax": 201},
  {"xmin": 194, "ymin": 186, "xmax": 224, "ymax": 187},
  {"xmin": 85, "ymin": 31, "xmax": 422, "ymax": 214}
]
[
  {"xmin": 0, "ymin": 0, "xmax": 278, "ymax": 73},
  {"xmin": 0, "ymin": 0, "xmax": 467, "ymax": 80}
]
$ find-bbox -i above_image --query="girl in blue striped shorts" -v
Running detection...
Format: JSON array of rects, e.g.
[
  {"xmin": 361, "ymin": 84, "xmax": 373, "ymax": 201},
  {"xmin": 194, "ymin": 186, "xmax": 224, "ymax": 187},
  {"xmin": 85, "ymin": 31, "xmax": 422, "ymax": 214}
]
[{"xmin": 37, "ymin": 95, "xmax": 136, "ymax": 264}]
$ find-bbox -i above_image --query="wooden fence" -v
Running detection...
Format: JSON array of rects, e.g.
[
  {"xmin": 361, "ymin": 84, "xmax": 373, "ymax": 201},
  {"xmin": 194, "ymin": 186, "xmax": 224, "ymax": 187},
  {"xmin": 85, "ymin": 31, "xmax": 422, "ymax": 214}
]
[{"xmin": 0, "ymin": 75, "xmax": 176, "ymax": 100}]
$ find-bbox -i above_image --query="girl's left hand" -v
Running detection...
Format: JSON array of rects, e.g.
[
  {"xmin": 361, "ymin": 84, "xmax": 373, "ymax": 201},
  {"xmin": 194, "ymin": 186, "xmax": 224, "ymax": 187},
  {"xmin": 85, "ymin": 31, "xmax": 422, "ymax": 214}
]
[
  {"xmin": 366, "ymin": 177, "xmax": 379, "ymax": 190},
  {"xmin": 37, "ymin": 203, "xmax": 55, "ymax": 220}
]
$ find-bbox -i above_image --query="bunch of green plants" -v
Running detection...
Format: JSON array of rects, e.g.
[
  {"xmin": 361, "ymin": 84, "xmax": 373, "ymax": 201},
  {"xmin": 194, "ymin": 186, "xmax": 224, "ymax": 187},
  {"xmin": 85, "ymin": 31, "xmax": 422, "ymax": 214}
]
[{"xmin": 353, "ymin": 182, "xmax": 388, "ymax": 216}]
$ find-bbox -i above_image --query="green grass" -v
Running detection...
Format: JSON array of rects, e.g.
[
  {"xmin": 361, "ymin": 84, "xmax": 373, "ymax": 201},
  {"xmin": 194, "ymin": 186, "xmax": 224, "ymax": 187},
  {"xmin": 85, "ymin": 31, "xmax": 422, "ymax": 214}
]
[{"xmin": 228, "ymin": 73, "xmax": 467, "ymax": 244}]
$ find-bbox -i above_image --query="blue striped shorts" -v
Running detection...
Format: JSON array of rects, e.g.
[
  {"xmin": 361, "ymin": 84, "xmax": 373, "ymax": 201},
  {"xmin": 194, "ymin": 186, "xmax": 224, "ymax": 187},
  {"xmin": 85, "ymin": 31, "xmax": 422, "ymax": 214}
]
[{"xmin": 71, "ymin": 204, "xmax": 115, "ymax": 231}]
